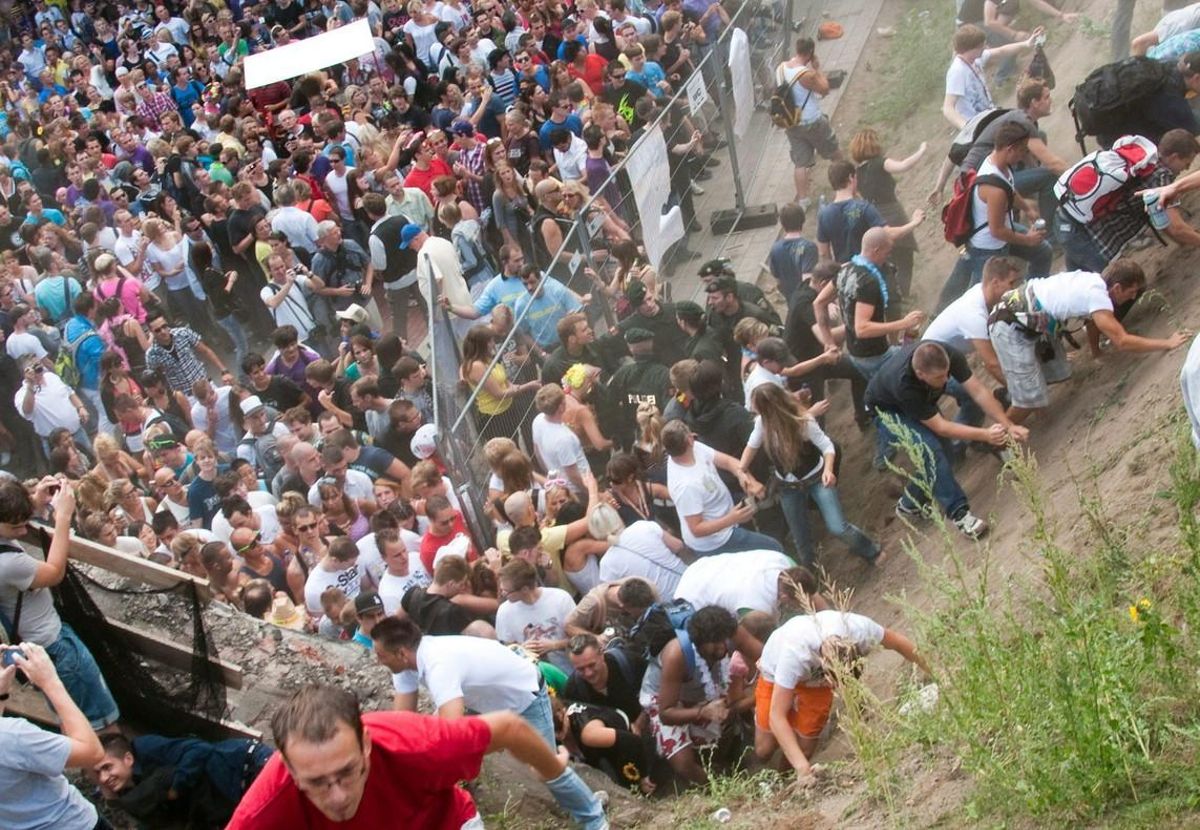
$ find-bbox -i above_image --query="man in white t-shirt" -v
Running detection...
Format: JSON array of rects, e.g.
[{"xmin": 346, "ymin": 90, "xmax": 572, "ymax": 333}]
[
  {"xmin": 595, "ymin": 519, "xmax": 688, "ymax": 600},
  {"xmin": 303, "ymin": 536, "xmax": 362, "ymax": 619},
  {"xmin": 661, "ymin": 419, "xmax": 781, "ymax": 556},
  {"xmin": 531, "ymin": 383, "xmax": 593, "ymax": 500},
  {"xmin": 924, "ymin": 255, "xmax": 1023, "ymax": 434},
  {"xmin": 991, "ymin": 261, "xmax": 1189, "ymax": 423},
  {"xmin": 754, "ymin": 610, "xmax": 929, "ymax": 780},
  {"xmin": 374, "ymin": 528, "xmax": 431, "ymax": 613},
  {"xmin": 373, "ymin": 618, "xmax": 608, "ymax": 830},
  {"xmin": 190, "ymin": 379, "xmax": 240, "ymax": 455},
  {"xmin": 261, "ymin": 255, "xmax": 318, "ymax": 343},
  {"xmin": 674, "ymin": 550, "xmax": 824, "ymax": 618},
  {"xmin": 942, "ymin": 24, "xmax": 1043, "ymax": 128},
  {"xmin": 496, "ymin": 558, "xmax": 577, "ymax": 673},
  {"xmin": 4, "ymin": 304, "xmax": 50, "ymax": 366}
]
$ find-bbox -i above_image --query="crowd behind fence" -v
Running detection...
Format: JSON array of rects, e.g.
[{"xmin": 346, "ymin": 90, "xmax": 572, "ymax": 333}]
[{"xmin": 433, "ymin": 0, "xmax": 801, "ymax": 549}]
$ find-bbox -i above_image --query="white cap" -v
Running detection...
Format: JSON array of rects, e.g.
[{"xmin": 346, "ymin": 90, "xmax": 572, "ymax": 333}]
[
  {"xmin": 411, "ymin": 424, "xmax": 438, "ymax": 459},
  {"xmin": 115, "ymin": 66, "xmax": 130, "ymax": 78},
  {"xmin": 335, "ymin": 303, "xmax": 369, "ymax": 324},
  {"xmin": 240, "ymin": 395, "xmax": 266, "ymax": 416}
]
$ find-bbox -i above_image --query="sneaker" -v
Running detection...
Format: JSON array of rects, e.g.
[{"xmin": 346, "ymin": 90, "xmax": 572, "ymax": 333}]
[
  {"xmin": 895, "ymin": 501, "xmax": 922, "ymax": 521},
  {"xmin": 689, "ymin": 181, "xmax": 706, "ymax": 196},
  {"xmin": 952, "ymin": 512, "xmax": 988, "ymax": 539}
]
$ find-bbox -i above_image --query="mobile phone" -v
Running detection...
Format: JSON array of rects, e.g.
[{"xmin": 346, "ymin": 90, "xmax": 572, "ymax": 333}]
[
  {"xmin": 1, "ymin": 647, "xmax": 25, "ymax": 667},
  {"xmin": 742, "ymin": 494, "xmax": 758, "ymax": 511}
]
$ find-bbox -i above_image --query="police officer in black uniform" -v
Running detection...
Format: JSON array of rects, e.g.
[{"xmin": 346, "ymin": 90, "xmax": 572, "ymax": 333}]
[
  {"xmin": 609, "ymin": 328, "xmax": 672, "ymax": 446},
  {"xmin": 675, "ymin": 300, "xmax": 725, "ymax": 364}
]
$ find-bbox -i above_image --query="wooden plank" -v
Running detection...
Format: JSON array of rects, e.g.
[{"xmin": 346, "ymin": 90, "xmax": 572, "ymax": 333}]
[
  {"xmin": 106, "ymin": 619, "xmax": 244, "ymax": 690},
  {"xmin": 23, "ymin": 535, "xmax": 215, "ymax": 602},
  {"xmin": 3, "ymin": 686, "xmax": 264, "ymax": 742}
]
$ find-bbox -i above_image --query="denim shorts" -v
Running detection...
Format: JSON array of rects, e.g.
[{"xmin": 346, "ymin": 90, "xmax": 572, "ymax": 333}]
[{"xmin": 45, "ymin": 623, "xmax": 120, "ymax": 729}]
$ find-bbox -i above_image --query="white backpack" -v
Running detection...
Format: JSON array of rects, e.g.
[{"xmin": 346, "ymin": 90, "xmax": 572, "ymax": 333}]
[{"xmin": 1053, "ymin": 135, "xmax": 1158, "ymax": 224}]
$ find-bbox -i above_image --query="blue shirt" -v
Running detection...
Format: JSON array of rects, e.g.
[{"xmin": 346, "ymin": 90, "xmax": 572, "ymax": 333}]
[
  {"xmin": 628, "ymin": 63, "xmax": 667, "ymax": 97},
  {"xmin": 23, "ymin": 208, "xmax": 65, "ymax": 226},
  {"xmin": 63, "ymin": 315, "xmax": 104, "ymax": 390},
  {"xmin": 768, "ymin": 236, "xmax": 819, "ymax": 299},
  {"xmin": 0, "ymin": 717, "xmax": 97, "ymax": 830},
  {"xmin": 473, "ymin": 272, "xmax": 527, "ymax": 317},
  {"xmin": 538, "ymin": 114, "xmax": 584, "ymax": 151},
  {"xmin": 513, "ymin": 277, "xmax": 582, "ymax": 348},
  {"xmin": 816, "ymin": 199, "xmax": 886, "ymax": 265},
  {"xmin": 130, "ymin": 735, "xmax": 273, "ymax": 804},
  {"xmin": 33, "ymin": 276, "xmax": 82, "ymax": 325},
  {"xmin": 171, "ymin": 80, "xmax": 205, "ymax": 126}
]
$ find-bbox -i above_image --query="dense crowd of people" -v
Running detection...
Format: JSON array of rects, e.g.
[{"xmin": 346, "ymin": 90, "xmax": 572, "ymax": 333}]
[{"xmin": 1, "ymin": 0, "xmax": 1199, "ymax": 825}]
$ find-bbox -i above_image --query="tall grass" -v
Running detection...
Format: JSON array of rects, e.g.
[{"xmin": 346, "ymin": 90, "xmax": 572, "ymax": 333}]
[
  {"xmin": 839, "ymin": 420, "xmax": 1200, "ymax": 823},
  {"xmin": 862, "ymin": 1, "xmax": 956, "ymax": 128}
]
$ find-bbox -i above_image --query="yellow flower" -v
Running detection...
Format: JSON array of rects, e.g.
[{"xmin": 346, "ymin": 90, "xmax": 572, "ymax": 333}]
[
  {"xmin": 622, "ymin": 762, "xmax": 640, "ymax": 781},
  {"xmin": 1129, "ymin": 598, "xmax": 1152, "ymax": 624}
]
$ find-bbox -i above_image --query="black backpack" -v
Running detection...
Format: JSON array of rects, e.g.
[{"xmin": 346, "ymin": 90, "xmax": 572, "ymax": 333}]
[
  {"xmin": 1069, "ymin": 57, "xmax": 1171, "ymax": 153},
  {"xmin": 770, "ymin": 65, "xmax": 812, "ymax": 129},
  {"xmin": 947, "ymin": 108, "xmax": 1012, "ymax": 166}
]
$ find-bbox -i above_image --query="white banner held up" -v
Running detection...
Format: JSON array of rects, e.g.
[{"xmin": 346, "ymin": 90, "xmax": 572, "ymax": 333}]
[
  {"xmin": 244, "ymin": 19, "xmax": 375, "ymax": 89},
  {"xmin": 727, "ymin": 28, "xmax": 754, "ymax": 173},
  {"xmin": 624, "ymin": 124, "xmax": 685, "ymax": 269}
]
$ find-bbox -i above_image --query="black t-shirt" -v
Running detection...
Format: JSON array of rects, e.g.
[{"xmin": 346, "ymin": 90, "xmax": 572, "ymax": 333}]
[
  {"xmin": 267, "ymin": 0, "xmax": 305, "ymax": 29},
  {"xmin": 350, "ymin": 445, "xmax": 397, "ymax": 481},
  {"xmin": 254, "ymin": 375, "xmax": 306, "ymax": 413},
  {"xmin": 401, "ymin": 585, "xmax": 473, "ymax": 635},
  {"xmin": 836, "ymin": 260, "xmax": 894, "ymax": 358},
  {"xmin": 865, "ymin": 343, "xmax": 973, "ymax": 422},
  {"xmin": 562, "ymin": 650, "xmax": 645, "ymax": 722},
  {"xmin": 784, "ymin": 282, "xmax": 822, "ymax": 361},
  {"xmin": 563, "ymin": 701, "xmax": 650, "ymax": 787},
  {"xmin": 227, "ymin": 206, "xmax": 266, "ymax": 258},
  {"xmin": 601, "ymin": 80, "xmax": 649, "ymax": 128}
]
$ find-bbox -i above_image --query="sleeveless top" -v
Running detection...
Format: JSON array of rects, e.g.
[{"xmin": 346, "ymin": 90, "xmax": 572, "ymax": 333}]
[
  {"xmin": 473, "ymin": 362, "xmax": 514, "ymax": 416},
  {"xmin": 777, "ymin": 63, "xmax": 822, "ymax": 124}
]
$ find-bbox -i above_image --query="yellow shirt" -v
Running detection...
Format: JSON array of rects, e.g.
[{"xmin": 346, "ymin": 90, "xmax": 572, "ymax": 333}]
[
  {"xmin": 497, "ymin": 524, "xmax": 571, "ymax": 593},
  {"xmin": 474, "ymin": 362, "xmax": 514, "ymax": 417}
]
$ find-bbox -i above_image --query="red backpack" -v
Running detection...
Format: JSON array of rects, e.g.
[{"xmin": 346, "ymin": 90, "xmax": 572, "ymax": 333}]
[{"xmin": 941, "ymin": 170, "xmax": 1013, "ymax": 246}]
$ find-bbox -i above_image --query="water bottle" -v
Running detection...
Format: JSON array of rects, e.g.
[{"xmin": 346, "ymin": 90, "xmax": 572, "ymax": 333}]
[
  {"xmin": 1143, "ymin": 192, "xmax": 1170, "ymax": 231},
  {"xmin": 818, "ymin": 193, "xmax": 827, "ymax": 212}
]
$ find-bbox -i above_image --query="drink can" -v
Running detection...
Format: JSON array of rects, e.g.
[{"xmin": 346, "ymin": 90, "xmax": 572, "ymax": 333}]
[
  {"xmin": 1032, "ymin": 219, "xmax": 1046, "ymax": 232},
  {"xmin": 1144, "ymin": 192, "xmax": 1170, "ymax": 230}
]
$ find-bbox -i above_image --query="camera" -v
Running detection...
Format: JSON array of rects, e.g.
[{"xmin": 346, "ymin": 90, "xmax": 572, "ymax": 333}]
[{"xmin": 1, "ymin": 647, "xmax": 25, "ymax": 668}]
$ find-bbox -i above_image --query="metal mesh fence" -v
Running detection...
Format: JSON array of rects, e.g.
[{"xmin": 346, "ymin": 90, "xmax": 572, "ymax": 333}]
[{"xmin": 434, "ymin": 0, "xmax": 800, "ymax": 546}]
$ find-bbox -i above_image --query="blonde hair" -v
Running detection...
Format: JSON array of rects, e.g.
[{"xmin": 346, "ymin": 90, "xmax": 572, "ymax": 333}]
[
  {"xmin": 733, "ymin": 317, "xmax": 770, "ymax": 349},
  {"xmin": 93, "ymin": 432, "xmax": 121, "ymax": 461},
  {"xmin": 411, "ymin": 460, "xmax": 442, "ymax": 494},
  {"xmin": 751, "ymin": 384, "xmax": 812, "ymax": 476},
  {"xmin": 635, "ymin": 403, "xmax": 665, "ymax": 464},
  {"xmin": 484, "ymin": 437, "xmax": 519, "ymax": 469}
]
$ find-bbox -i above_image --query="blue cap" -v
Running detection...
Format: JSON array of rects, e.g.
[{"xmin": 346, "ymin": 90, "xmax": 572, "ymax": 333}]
[{"xmin": 398, "ymin": 223, "xmax": 422, "ymax": 249}]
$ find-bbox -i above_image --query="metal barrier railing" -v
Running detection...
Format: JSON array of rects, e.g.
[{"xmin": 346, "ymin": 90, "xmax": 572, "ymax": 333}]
[{"xmin": 434, "ymin": 0, "xmax": 799, "ymax": 540}]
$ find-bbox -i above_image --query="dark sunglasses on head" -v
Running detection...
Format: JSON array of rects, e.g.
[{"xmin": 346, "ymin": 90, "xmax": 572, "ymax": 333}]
[{"xmin": 235, "ymin": 532, "xmax": 262, "ymax": 553}]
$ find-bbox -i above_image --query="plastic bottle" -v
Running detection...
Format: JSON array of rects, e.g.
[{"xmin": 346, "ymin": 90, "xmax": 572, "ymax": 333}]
[
  {"xmin": 1144, "ymin": 192, "xmax": 1170, "ymax": 231},
  {"xmin": 711, "ymin": 807, "xmax": 733, "ymax": 823}
]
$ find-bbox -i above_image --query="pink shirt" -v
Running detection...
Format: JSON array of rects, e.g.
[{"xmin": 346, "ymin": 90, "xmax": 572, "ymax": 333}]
[{"xmin": 95, "ymin": 274, "xmax": 148, "ymax": 323}]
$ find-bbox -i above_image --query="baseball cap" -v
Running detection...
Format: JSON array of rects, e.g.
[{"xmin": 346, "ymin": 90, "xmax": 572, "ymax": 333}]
[
  {"xmin": 115, "ymin": 66, "xmax": 130, "ymax": 78},
  {"xmin": 698, "ymin": 258, "xmax": 735, "ymax": 278},
  {"xmin": 705, "ymin": 275, "xmax": 738, "ymax": 294},
  {"xmin": 411, "ymin": 423, "xmax": 439, "ymax": 459},
  {"xmin": 450, "ymin": 120, "xmax": 475, "ymax": 137},
  {"xmin": 239, "ymin": 395, "xmax": 266, "ymax": 416},
  {"xmin": 398, "ymin": 223, "xmax": 422, "ymax": 249},
  {"xmin": 625, "ymin": 279, "xmax": 647, "ymax": 306},
  {"xmin": 335, "ymin": 304, "xmax": 369, "ymax": 324},
  {"xmin": 624, "ymin": 327, "xmax": 654, "ymax": 344},
  {"xmin": 354, "ymin": 592, "xmax": 386, "ymax": 617}
]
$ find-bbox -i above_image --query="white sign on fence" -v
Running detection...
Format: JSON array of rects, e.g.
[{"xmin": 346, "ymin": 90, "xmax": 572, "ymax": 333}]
[
  {"xmin": 624, "ymin": 125, "xmax": 685, "ymax": 269},
  {"xmin": 686, "ymin": 72, "xmax": 709, "ymax": 116}
]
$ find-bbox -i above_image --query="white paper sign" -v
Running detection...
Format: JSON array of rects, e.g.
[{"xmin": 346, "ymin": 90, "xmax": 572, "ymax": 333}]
[
  {"xmin": 244, "ymin": 19, "xmax": 375, "ymax": 89},
  {"xmin": 686, "ymin": 72, "xmax": 709, "ymax": 116},
  {"xmin": 624, "ymin": 125, "xmax": 686, "ymax": 269}
]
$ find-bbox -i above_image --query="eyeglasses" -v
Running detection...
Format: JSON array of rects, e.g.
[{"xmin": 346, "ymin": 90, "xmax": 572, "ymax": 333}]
[
  {"xmin": 298, "ymin": 758, "xmax": 367, "ymax": 794},
  {"xmin": 235, "ymin": 532, "xmax": 262, "ymax": 553},
  {"xmin": 296, "ymin": 523, "xmax": 317, "ymax": 533}
]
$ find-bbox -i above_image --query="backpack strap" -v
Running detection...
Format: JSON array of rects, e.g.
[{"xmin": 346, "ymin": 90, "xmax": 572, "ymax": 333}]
[
  {"xmin": 674, "ymin": 627, "xmax": 697, "ymax": 679},
  {"xmin": 607, "ymin": 647, "xmax": 638, "ymax": 688}
]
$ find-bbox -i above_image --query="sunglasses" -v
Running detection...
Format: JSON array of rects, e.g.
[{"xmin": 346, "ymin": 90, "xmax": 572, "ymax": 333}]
[
  {"xmin": 235, "ymin": 532, "xmax": 262, "ymax": 553},
  {"xmin": 296, "ymin": 522, "xmax": 317, "ymax": 532}
]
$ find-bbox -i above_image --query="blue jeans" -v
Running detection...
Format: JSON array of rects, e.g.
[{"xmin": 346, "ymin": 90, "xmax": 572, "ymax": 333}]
[
  {"xmin": 699, "ymin": 525, "xmax": 785, "ymax": 557},
  {"xmin": 45, "ymin": 623, "xmax": 120, "ymax": 729},
  {"xmin": 937, "ymin": 235, "xmax": 1053, "ymax": 311},
  {"xmin": 849, "ymin": 348, "xmax": 899, "ymax": 465},
  {"xmin": 215, "ymin": 313, "xmax": 249, "ymax": 370},
  {"xmin": 876, "ymin": 411, "xmax": 970, "ymax": 520},
  {"xmin": 1056, "ymin": 209, "xmax": 1110, "ymax": 273},
  {"xmin": 520, "ymin": 688, "xmax": 606, "ymax": 830},
  {"xmin": 778, "ymin": 478, "xmax": 879, "ymax": 565}
]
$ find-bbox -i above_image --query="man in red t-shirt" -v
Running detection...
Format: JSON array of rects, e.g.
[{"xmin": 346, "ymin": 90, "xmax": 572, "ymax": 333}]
[
  {"xmin": 419, "ymin": 494, "xmax": 478, "ymax": 574},
  {"xmin": 403, "ymin": 134, "xmax": 455, "ymax": 199},
  {"xmin": 227, "ymin": 685, "xmax": 583, "ymax": 829}
]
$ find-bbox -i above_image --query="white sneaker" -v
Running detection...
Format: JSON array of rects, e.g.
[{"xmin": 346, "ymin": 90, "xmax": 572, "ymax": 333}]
[
  {"xmin": 690, "ymin": 181, "xmax": 706, "ymax": 196},
  {"xmin": 953, "ymin": 512, "xmax": 988, "ymax": 539}
]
